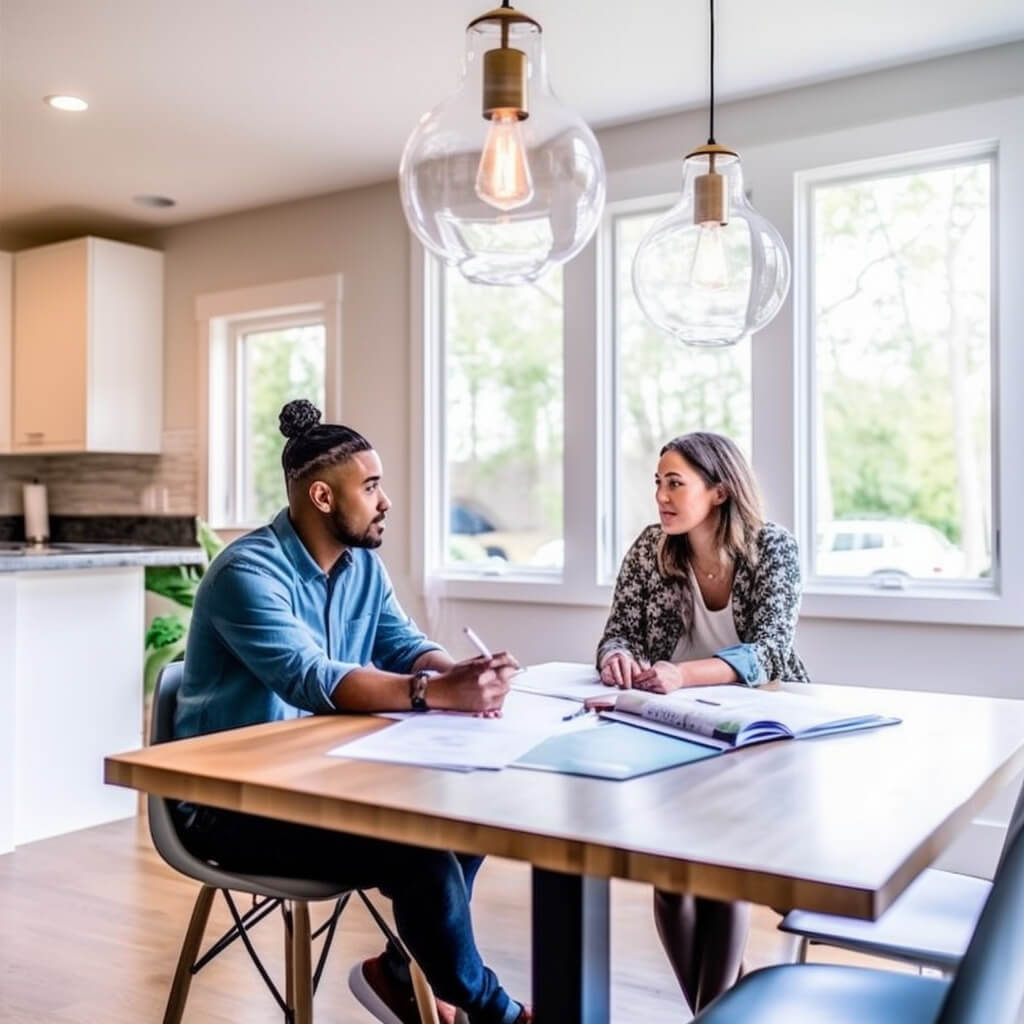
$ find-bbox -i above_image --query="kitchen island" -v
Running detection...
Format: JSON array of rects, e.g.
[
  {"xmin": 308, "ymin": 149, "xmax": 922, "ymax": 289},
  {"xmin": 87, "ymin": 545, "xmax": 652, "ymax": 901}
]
[{"xmin": 0, "ymin": 544, "xmax": 204, "ymax": 853}]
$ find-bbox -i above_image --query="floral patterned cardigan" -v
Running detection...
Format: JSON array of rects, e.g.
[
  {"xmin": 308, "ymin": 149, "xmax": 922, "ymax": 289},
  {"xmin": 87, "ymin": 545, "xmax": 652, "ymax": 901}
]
[{"xmin": 596, "ymin": 522, "xmax": 810, "ymax": 686}]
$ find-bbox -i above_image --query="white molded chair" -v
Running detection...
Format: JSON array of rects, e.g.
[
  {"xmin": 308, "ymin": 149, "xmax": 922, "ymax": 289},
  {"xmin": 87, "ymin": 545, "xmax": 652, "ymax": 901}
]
[{"xmin": 778, "ymin": 777, "xmax": 1024, "ymax": 973}]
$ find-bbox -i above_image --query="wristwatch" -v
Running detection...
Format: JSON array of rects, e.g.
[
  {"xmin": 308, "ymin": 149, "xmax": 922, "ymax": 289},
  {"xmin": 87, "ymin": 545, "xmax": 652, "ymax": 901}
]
[{"xmin": 409, "ymin": 669, "xmax": 435, "ymax": 712}]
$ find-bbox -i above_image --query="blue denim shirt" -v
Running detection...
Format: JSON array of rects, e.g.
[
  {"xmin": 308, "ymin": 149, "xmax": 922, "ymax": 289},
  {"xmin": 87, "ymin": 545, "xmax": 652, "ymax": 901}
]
[{"xmin": 174, "ymin": 509, "xmax": 442, "ymax": 739}]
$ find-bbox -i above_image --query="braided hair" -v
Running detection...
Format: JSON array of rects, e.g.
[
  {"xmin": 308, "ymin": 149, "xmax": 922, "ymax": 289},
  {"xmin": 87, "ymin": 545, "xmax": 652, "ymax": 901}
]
[{"xmin": 278, "ymin": 399, "xmax": 372, "ymax": 482}]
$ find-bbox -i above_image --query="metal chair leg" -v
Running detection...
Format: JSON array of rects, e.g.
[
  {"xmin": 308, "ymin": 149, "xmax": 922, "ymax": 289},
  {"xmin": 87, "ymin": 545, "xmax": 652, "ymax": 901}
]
[
  {"xmin": 410, "ymin": 958, "xmax": 441, "ymax": 1024},
  {"xmin": 164, "ymin": 884, "xmax": 216, "ymax": 1024},
  {"xmin": 291, "ymin": 901, "xmax": 313, "ymax": 1024},
  {"xmin": 775, "ymin": 932, "xmax": 805, "ymax": 964}
]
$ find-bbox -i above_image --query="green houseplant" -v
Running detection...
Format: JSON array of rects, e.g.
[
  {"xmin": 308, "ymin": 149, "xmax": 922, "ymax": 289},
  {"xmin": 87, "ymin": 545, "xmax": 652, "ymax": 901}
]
[{"xmin": 143, "ymin": 518, "xmax": 225, "ymax": 696}]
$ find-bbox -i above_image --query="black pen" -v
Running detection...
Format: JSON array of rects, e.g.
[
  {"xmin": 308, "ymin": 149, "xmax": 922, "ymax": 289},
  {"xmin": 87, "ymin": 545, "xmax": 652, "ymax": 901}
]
[{"xmin": 695, "ymin": 698, "xmax": 720, "ymax": 706}]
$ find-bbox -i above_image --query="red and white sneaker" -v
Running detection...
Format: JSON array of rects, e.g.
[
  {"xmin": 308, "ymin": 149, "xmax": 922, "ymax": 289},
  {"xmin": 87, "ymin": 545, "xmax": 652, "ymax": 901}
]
[{"xmin": 348, "ymin": 955, "xmax": 457, "ymax": 1024}]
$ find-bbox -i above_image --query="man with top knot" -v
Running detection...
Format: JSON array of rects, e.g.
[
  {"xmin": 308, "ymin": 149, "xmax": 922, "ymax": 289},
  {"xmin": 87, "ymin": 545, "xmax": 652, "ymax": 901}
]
[{"xmin": 174, "ymin": 399, "xmax": 530, "ymax": 1024}]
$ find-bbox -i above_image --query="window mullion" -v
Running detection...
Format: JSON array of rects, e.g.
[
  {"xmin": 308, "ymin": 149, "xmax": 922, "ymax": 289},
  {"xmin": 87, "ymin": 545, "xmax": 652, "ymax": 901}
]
[{"xmin": 563, "ymin": 235, "xmax": 598, "ymax": 591}]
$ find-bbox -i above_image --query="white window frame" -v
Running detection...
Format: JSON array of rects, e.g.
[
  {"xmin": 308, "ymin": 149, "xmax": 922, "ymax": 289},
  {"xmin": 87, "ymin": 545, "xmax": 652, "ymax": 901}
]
[
  {"xmin": 411, "ymin": 240, "xmax": 610, "ymax": 606},
  {"xmin": 412, "ymin": 94, "xmax": 1024, "ymax": 626},
  {"xmin": 411, "ymin": 189, "xmax": 703, "ymax": 606},
  {"xmin": 791, "ymin": 98, "xmax": 1024, "ymax": 627},
  {"xmin": 196, "ymin": 275, "xmax": 343, "ymax": 531},
  {"xmin": 601, "ymin": 194, "xmax": 674, "ymax": 584}
]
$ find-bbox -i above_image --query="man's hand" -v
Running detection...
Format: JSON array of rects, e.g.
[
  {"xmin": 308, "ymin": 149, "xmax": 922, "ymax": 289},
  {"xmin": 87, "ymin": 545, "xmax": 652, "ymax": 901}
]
[
  {"xmin": 599, "ymin": 652, "xmax": 645, "ymax": 689},
  {"xmin": 632, "ymin": 660, "xmax": 685, "ymax": 694},
  {"xmin": 432, "ymin": 651, "xmax": 519, "ymax": 715}
]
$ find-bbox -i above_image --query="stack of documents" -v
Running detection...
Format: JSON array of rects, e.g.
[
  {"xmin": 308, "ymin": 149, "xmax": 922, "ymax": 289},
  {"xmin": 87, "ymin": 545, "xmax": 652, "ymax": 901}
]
[{"xmin": 326, "ymin": 688, "xmax": 599, "ymax": 770}]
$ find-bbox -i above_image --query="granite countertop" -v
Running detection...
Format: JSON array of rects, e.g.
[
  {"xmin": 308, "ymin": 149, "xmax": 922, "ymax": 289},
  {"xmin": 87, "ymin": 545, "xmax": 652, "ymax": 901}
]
[{"xmin": 0, "ymin": 542, "xmax": 206, "ymax": 573}]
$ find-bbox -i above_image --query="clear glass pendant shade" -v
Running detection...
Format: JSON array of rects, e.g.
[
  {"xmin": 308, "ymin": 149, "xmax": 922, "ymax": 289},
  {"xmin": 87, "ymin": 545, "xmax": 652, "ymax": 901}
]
[
  {"xmin": 399, "ymin": 13, "xmax": 606, "ymax": 286},
  {"xmin": 631, "ymin": 150, "xmax": 790, "ymax": 346}
]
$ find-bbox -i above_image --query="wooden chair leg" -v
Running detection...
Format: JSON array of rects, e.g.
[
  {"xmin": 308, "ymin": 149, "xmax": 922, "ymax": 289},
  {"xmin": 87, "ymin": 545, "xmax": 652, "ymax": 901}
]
[
  {"xmin": 283, "ymin": 903, "xmax": 295, "ymax": 1014},
  {"xmin": 410, "ymin": 957, "xmax": 441, "ymax": 1024},
  {"xmin": 290, "ymin": 900, "xmax": 313, "ymax": 1024},
  {"xmin": 163, "ymin": 884, "xmax": 216, "ymax": 1024}
]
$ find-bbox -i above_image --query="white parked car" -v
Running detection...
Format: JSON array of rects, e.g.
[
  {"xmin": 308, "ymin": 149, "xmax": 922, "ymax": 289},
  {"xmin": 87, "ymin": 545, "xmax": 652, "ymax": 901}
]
[{"xmin": 815, "ymin": 519, "xmax": 967, "ymax": 579}]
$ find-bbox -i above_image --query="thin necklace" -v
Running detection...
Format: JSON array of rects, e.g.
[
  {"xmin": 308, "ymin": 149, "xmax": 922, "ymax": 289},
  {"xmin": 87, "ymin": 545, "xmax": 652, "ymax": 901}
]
[{"xmin": 691, "ymin": 554, "xmax": 728, "ymax": 581}]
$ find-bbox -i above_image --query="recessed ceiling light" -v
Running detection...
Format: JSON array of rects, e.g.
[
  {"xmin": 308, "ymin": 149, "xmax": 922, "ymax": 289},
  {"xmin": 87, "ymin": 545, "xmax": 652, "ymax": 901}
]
[
  {"xmin": 44, "ymin": 94, "xmax": 89, "ymax": 112},
  {"xmin": 133, "ymin": 194, "xmax": 176, "ymax": 209}
]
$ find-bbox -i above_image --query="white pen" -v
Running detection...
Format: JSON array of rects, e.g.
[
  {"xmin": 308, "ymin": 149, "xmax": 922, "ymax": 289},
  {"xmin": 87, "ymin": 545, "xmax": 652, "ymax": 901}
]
[{"xmin": 463, "ymin": 625, "xmax": 492, "ymax": 659}]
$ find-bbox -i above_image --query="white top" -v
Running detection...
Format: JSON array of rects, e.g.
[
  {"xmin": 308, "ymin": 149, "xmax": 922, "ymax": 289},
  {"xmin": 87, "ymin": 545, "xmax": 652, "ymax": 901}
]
[{"xmin": 671, "ymin": 568, "xmax": 741, "ymax": 662}]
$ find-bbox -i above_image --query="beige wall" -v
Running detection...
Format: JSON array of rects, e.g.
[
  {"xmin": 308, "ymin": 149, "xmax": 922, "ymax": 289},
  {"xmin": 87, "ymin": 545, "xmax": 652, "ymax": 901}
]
[{"xmin": 137, "ymin": 180, "xmax": 413, "ymax": 572}]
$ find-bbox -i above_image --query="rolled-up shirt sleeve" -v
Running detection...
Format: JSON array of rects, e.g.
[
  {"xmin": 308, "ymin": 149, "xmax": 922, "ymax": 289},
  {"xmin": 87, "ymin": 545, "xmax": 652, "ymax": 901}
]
[
  {"xmin": 371, "ymin": 571, "xmax": 444, "ymax": 673},
  {"xmin": 713, "ymin": 643, "xmax": 766, "ymax": 687},
  {"xmin": 209, "ymin": 565, "xmax": 355, "ymax": 713}
]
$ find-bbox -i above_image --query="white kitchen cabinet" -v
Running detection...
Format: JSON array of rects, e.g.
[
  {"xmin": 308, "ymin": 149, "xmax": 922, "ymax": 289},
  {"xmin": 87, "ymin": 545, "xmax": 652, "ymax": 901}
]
[
  {"xmin": 13, "ymin": 237, "xmax": 163, "ymax": 453},
  {"xmin": 0, "ymin": 252, "xmax": 12, "ymax": 453},
  {"xmin": 0, "ymin": 567, "xmax": 144, "ymax": 851}
]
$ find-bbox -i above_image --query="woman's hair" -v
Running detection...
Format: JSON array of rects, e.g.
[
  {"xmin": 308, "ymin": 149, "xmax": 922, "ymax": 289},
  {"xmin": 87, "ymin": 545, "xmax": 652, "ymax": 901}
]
[
  {"xmin": 278, "ymin": 399, "xmax": 372, "ymax": 483},
  {"xmin": 656, "ymin": 431, "xmax": 764, "ymax": 578}
]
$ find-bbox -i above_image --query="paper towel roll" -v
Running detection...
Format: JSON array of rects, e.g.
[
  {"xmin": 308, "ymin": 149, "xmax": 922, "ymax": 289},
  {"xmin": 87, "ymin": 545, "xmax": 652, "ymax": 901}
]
[{"xmin": 23, "ymin": 482, "xmax": 49, "ymax": 544}]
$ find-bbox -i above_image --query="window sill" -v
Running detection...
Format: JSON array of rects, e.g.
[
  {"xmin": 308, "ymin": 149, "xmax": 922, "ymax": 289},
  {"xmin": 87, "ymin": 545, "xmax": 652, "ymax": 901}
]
[
  {"xmin": 423, "ymin": 573, "xmax": 613, "ymax": 607},
  {"xmin": 801, "ymin": 582, "xmax": 1022, "ymax": 628}
]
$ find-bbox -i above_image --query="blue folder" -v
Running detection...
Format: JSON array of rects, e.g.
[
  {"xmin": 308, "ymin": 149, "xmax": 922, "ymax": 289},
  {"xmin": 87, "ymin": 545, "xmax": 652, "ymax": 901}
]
[{"xmin": 513, "ymin": 720, "xmax": 720, "ymax": 780}]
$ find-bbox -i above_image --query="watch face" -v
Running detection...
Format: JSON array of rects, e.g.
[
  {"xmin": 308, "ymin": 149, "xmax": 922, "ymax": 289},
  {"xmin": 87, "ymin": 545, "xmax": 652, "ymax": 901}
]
[{"xmin": 410, "ymin": 672, "xmax": 430, "ymax": 711}]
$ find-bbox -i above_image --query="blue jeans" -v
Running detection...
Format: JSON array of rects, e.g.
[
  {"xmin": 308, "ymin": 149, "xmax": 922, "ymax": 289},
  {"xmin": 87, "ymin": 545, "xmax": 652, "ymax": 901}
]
[{"xmin": 176, "ymin": 805, "xmax": 520, "ymax": 1024}]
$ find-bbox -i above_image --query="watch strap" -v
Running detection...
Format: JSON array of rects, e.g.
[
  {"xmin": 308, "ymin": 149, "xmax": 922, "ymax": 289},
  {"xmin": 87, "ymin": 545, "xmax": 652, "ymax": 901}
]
[{"xmin": 409, "ymin": 669, "xmax": 432, "ymax": 712}]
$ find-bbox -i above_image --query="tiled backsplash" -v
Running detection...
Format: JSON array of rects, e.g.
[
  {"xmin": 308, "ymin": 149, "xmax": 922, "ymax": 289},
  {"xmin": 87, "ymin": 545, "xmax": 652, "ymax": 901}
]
[{"xmin": 0, "ymin": 428, "xmax": 197, "ymax": 516}]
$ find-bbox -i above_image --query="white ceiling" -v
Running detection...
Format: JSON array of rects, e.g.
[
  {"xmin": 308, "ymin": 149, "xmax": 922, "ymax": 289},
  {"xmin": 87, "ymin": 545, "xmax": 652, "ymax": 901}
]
[{"xmin": 1, "ymin": 0, "xmax": 1022, "ymax": 245}]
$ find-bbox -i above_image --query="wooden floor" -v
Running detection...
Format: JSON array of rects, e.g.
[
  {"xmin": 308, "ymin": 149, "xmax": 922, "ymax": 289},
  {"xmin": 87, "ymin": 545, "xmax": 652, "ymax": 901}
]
[{"xmin": 0, "ymin": 816, "xmax": 910, "ymax": 1023}]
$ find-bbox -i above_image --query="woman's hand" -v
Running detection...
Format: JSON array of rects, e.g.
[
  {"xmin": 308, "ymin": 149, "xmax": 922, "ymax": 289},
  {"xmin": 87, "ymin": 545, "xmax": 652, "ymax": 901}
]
[
  {"xmin": 599, "ymin": 652, "xmax": 644, "ymax": 689},
  {"xmin": 632, "ymin": 660, "xmax": 685, "ymax": 694}
]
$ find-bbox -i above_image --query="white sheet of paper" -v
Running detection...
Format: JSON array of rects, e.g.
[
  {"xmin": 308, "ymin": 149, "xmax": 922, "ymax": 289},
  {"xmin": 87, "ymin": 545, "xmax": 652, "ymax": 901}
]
[
  {"xmin": 332, "ymin": 691, "xmax": 599, "ymax": 770},
  {"xmin": 510, "ymin": 661, "xmax": 611, "ymax": 703}
]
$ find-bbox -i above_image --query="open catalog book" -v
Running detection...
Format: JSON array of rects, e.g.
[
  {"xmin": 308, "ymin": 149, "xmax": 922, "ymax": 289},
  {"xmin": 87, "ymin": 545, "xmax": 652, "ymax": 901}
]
[{"xmin": 602, "ymin": 685, "xmax": 900, "ymax": 751}]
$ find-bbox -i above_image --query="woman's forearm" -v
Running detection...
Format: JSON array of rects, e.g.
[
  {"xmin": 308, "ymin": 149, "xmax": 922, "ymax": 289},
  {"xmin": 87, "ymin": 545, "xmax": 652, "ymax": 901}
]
[{"xmin": 678, "ymin": 657, "xmax": 739, "ymax": 687}]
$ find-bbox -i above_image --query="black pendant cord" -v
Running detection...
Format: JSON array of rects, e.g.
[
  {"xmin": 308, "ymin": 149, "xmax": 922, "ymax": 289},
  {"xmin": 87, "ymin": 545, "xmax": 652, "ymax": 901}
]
[{"xmin": 707, "ymin": 0, "xmax": 716, "ymax": 145}]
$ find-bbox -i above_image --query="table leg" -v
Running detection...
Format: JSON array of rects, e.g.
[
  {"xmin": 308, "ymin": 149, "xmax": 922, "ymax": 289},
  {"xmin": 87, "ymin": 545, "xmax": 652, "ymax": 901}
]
[{"xmin": 531, "ymin": 868, "xmax": 609, "ymax": 1024}]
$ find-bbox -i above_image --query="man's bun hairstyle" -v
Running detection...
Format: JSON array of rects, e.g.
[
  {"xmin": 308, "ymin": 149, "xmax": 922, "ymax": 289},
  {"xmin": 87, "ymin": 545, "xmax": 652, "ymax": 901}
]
[{"xmin": 278, "ymin": 399, "xmax": 371, "ymax": 482}]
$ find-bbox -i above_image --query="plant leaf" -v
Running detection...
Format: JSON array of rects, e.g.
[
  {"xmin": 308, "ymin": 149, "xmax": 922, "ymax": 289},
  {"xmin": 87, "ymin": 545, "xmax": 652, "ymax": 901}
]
[
  {"xmin": 144, "ymin": 637, "xmax": 186, "ymax": 697},
  {"xmin": 196, "ymin": 517, "xmax": 226, "ymax": 564},
  {"xmin": 144, "ymin": 564, "xmax": 202, "ymax": 607},
  {"xmin": 145, "ymin": 613, "xmax": 188, "ymax": 650}
]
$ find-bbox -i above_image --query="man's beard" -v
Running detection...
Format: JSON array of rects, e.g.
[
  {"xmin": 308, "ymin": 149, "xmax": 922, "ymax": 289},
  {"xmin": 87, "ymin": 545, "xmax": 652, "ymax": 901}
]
[{"xmin": 331, "ymin": 511, "xmax": 385, "ymax": 549}]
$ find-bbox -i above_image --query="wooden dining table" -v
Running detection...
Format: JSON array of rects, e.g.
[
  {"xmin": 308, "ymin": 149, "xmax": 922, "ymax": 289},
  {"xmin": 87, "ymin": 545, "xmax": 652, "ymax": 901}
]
[{"xmin": 105, "ymin": 682, "xmax": 1024, "ymax": 1024}]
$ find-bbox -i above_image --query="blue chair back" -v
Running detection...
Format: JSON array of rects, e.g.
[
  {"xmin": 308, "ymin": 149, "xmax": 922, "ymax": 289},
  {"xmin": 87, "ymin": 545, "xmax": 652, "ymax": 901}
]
[{"xmin": 937, "ymin": 816, "xmax": 1024, "ymax": 1022}]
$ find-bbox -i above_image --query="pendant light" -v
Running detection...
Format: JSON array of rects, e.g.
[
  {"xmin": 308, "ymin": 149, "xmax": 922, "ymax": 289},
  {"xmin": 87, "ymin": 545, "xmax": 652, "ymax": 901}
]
[
  {"xmin": 631, "ymin": 0, "xmax": 790, "ymax": 346},
  {"xmin": 399, "ymin": 1, "xmax": 606, "ymax": 286}
]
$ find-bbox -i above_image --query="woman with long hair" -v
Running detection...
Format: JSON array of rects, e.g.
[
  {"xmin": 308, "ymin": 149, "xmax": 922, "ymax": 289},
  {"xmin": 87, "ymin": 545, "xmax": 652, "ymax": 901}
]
[{"xmin": 596, "ymin": 431, "xmax": 809, "ymax": 1012}]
